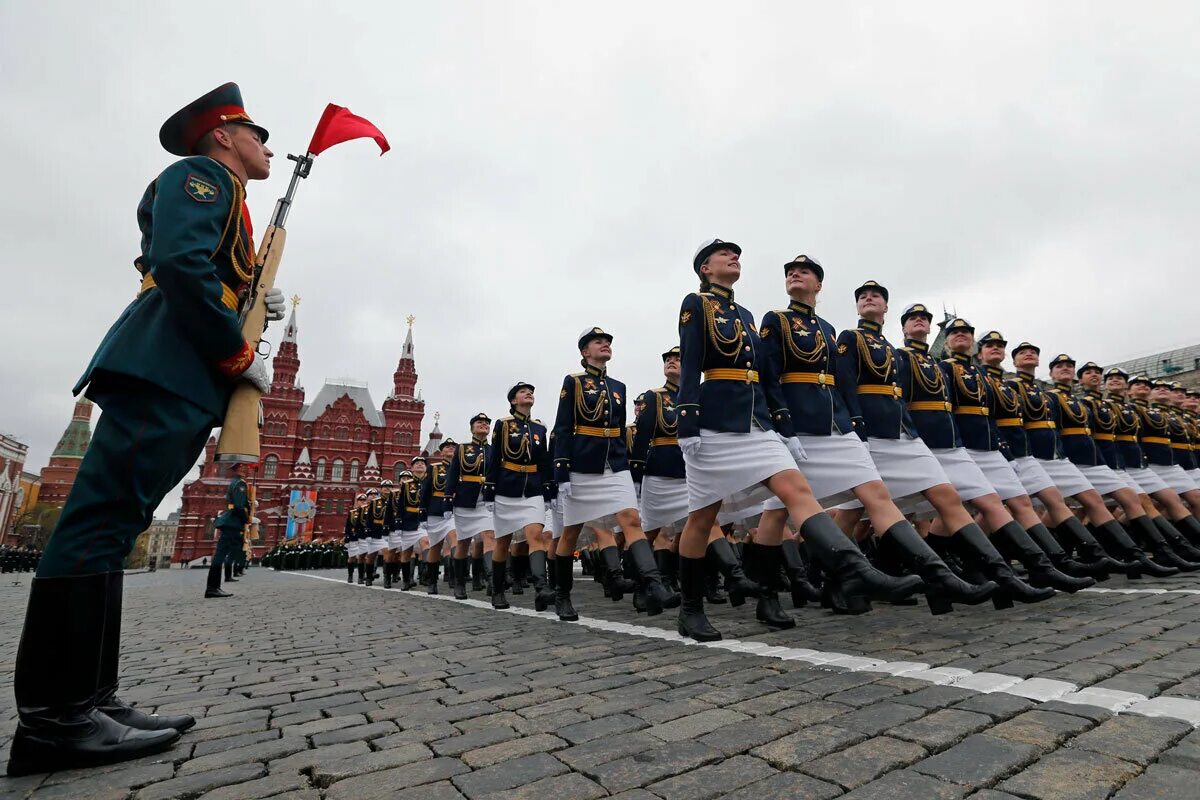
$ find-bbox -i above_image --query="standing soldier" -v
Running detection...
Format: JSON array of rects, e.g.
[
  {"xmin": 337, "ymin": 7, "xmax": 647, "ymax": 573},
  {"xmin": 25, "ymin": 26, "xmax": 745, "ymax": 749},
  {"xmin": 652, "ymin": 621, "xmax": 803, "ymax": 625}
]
[
  {"xmin": 206, "ymin": 463, "xmax": 251, "ymax": 598},
  {"xmin": 484, "ymin": 384, "xmax": 554, "ymax": 610},
  {"xmin": 7, "ymin": 83, "xmax": 287, "ymax": 776}
]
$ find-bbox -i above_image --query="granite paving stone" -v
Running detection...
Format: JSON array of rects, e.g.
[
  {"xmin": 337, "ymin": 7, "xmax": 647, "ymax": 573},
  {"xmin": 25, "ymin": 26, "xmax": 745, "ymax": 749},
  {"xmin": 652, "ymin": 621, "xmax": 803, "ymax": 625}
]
[
  {"xmin": 803, "ymin": 736, "xmax": 929, "ymax": 789},
  {"xmin": 998, "ymin": 748, "xmax": 1141, "ymax": 799}
]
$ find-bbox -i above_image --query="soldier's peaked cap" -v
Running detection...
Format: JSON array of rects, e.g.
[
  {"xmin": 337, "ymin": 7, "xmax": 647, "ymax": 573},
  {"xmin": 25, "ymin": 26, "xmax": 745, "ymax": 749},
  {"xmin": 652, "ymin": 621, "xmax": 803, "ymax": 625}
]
[
  {"xmin": 853, "ymin": 280, "xmax": 889, "ymax": 302},
  {"xmin": 159, "ymin": 82, "xmax": 269, "ymax": 157},
  {"xmin": 578, "ymin": 327, "xmax": 613, "ymax": 351},
  {"xmin": 692, "ymin": 238, "xmax": 741, "ymax": 275},
  {"xmin": 1076, "ymin": 361, "xmax": 1103, "ymax": 378},
  {"xmin": 1104, "ymin": 367, "xmax": 1129, "ymax": 380},
  {"xmin": 1049, "ymin": 353, "xmax": 1076, "ymax": 368},
  {"xmin": 507, "ymin": 382, "xmax": 535, "ymax": 402},
  {"xmin": 945, "ymin": 318, "xmax": 974, "ymax": 334},
  {"xmin": 662, "ymin": 345, "xmax": 681, "ymax": 361},
  {"xmin": 978, "ymin": 330, "xmax": 1007, "ymax": 346},
  {"xmin": 784, "ymin": 254, "xmax": 823, "ymax": 281},
  {"xmin": 469, "ymin": 411, "xmax": 491, "ymax": 425},
  {"xmin": 901, "ymin": 303, "xmax": 934, "ymax": 324},
  {"xmin": 1011, "ymin": 341, "xmax": 1040, "ymax": 358}
]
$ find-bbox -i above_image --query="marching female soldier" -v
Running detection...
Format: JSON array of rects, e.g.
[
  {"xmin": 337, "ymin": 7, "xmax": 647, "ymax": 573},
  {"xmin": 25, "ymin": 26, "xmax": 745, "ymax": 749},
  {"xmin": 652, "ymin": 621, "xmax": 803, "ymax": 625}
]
[
  {"xmin": 552, "ymin": 328, "xmax": 678, "ymax": 621},
  {"xmin": 484, "ymin": 384, "xmax": 554, "ymax": 609},
  {"xmin": 421, "ymin": 445, "xmax": 457, "ymax": 594},
  {"xmin": 344, "ymin": 493, "xmax": 366, "ymax": 583},
  {"xmin": 448, "ymin": 413, "xmax": 495, "ymax": 600},
  {"xmin": 756, "ymin": 258, "xmax": 995, "ymax": 620},
  {"xmin": 673, "ymin": 240, "xmax": 921, "ymax": 641}
]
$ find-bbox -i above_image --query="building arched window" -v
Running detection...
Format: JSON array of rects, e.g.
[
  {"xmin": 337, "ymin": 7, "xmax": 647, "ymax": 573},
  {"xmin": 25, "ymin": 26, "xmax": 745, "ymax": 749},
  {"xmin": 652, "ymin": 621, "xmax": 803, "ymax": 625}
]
[
  {"xmin": 349, "ymin": 460, "xmax": 360, "ymax": 482},
  {"xmin": 394, "ymin": 463, "xmax": 406, "ymax": 482},
  {"xmin": 262, "ymin": 455, "xmax": 279, "ymax": 479},
  {"xmin": 331, "ymin": 459, "xmax": 345, "ymax": 482},
  {"xmin": 394, "ymin": 430, "xmax": 412, "ymax": 448},
  {"xmin": 355, "ymin": 427, "xmax": 364, "ymax": 441},
  {"xmin": 336, "ymin": 426, "xmax": 349, "ymax": 440},
  {"xmin": 303, "ymin": 425, "xmax": 312, "ymax": 438},
  {"xmin": 315, "ymin": 458, "xmax": 327, "ymax": 481}
]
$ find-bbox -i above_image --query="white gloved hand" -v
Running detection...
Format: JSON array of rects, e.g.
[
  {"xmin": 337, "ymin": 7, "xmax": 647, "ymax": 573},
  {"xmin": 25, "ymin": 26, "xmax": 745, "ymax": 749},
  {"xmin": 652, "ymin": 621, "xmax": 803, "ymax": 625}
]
[
  {"xmin": 239, "ymin": 356, "xmax": 271, "ymax": 393},
  {"xmin": 263, "ymin": 287, "xmax": 286, "ymax": 322},
  {"xmin": 559, "ymin": 482, "xmax": 572, "ymax": 499},
  {"xmin": 679, "ymin": 437, "xmax": 701, "ymax": 458},
  {"xmin": 786, "ymin": 435, "xmax": 808, "ymax": 463},
  {"xmin": 485, "ymin": 502, "xmax": 495, "ymax": 515}
]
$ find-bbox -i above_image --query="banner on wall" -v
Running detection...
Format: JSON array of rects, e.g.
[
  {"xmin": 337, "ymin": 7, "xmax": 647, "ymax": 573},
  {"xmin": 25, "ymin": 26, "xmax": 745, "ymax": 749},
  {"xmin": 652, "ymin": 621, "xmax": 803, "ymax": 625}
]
[{"xmin": 286, "ymin": 490, "xmax": 319, "ymax": 541}]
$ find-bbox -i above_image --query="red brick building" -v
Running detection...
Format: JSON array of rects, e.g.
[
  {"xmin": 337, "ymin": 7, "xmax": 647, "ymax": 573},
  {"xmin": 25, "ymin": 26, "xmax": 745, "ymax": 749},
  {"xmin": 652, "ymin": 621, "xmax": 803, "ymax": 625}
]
[
  {"xmin": 172, "ymin": 305, "xmax": 430, "ymax": 562},
  {"xmin": 37, "ymin": 398, "xmax": 93, "ymax": 507}
]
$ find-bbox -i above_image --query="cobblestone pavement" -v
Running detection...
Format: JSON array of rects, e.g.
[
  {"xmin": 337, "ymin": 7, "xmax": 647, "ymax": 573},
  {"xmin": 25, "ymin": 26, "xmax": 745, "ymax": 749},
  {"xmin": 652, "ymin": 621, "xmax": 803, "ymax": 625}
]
[{"xmin": 3, "ymin": 566, "xmax": 1200, "ymax": 799}]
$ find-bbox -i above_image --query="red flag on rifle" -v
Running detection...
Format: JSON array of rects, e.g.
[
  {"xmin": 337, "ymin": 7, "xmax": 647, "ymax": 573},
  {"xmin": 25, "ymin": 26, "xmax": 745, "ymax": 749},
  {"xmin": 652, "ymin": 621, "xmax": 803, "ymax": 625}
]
[{"xmin": 307, "ymin": 104, "xmax": 390, "ymax": 156}]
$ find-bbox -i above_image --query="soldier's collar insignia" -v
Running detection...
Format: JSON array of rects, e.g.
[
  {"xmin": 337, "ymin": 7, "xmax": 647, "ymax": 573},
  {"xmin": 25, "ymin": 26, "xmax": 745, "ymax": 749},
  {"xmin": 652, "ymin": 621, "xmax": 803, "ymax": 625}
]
[
  {"xmin": 858, "ymin": 319, "xmax": 882, "ymax": 333},
  {"xmin": 585, "ymin": 364, "xmax": 605, "ymax": 377},
  {"xmin": 788, "ymin": 300, "xmax": 815, "ymax": 315},
  {"xmin": 664, "ymin": 380, "xmax": 679, "ymax": 393},
  {"xmin": 708, "ymin": 285, "xmax": 734, "ymax": 300},
  {"xmin": 185, "ymin": 174, "xmax": 219, "ymax": 203},
  {"xmin": 905, "ymin": 339, "xmax": 928, "ymax": 352}
]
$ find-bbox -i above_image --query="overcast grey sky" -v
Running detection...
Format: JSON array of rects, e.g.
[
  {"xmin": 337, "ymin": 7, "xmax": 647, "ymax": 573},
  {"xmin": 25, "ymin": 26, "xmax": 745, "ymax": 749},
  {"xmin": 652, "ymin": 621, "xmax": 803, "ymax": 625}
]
[{"xmin": 2, "ymin": 2, "xmax": 1197, "ymax": 517}]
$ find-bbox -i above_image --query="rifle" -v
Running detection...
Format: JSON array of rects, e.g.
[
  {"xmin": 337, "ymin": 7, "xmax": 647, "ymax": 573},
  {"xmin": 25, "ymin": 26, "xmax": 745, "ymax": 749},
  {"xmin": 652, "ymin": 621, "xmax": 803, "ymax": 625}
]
[{"xmin": 215, "ymin": 151, "xmax": 312, "ymax": 463}]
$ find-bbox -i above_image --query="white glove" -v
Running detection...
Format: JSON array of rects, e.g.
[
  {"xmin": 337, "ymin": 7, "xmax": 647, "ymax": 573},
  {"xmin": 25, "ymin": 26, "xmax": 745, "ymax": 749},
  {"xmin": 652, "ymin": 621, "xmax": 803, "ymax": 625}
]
[
  {"xmin": 779, "ymin": 433, "xmax": 807, "ymax": 463},
  {"xmin": 485, "ymin": 502, "xmax": 495, "ymax": 515},
  {"xmin": 679, "ymin": 437, "xmax": 701, "ymax": 458},
  {"xmin": 263, "ymin": 287, "xmax": 286, "ymax": 322},
  {"xmin": 559, "ymin": 482, "xmax": 572, "ymax": 499},
  {"xmin": 239, "ymin": 357, "xmax": 271, "ymax": 393}
]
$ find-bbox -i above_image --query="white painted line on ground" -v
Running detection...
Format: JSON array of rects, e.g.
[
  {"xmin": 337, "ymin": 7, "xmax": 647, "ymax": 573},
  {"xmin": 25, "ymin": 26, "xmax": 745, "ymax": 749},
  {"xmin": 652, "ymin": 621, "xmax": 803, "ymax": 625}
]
[
  {"xmin": 1082, "ymin": 586, "xmax": 1200, "ymax": 595},
  {"xmin": 282, "ymin": 570, "xmax": 1200, "ymax": 727}
]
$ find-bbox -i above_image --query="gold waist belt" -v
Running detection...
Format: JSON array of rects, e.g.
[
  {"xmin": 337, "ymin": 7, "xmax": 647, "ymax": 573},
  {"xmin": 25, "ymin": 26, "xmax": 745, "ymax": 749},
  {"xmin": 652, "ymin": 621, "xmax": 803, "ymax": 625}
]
[
  {"xmin": 704, "ymin": 368, "xmax": 759, "ymax": 383},
  {"xmin": 858, "ymin": 384, "xmax": 903, "ymax": 398},
  {"xmin": 502, "ymin": 461, "xmax": 538, "ymax": 474},
  {"xmin": 1024, "ymin": 421, "xmax": 1056, "ymax": 430},
  {"xmin": 908, "ymin": 401, "xmax": 952, "ymax": 412},
  {"xmin": 781, "ymin": 372, "xmax": 835, "ymax": 386},
  {"xmin": 651, "ymin": 437, "xmax": 678, "ymax": 446},
  {"xmin": 1061, "ymin": 427, "xmax": 1091, "ymax": 436},
  {"xmin": 575, "ymin": 426, "xmax": 621, "ymax": 438},
  {"xmin": 954, "ymin": 406, "xmax": 990, "ymax": 416}
]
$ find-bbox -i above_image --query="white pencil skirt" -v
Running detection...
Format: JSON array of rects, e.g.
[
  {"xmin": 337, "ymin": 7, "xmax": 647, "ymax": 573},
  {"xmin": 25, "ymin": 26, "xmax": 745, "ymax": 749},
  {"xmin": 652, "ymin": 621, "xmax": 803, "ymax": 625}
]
[
  {"xmin": 683, "ymin": 428, "xmax": 797, "ymax": 515},
  {"xmin": 564, "ymin": 467, "xmax": 638, "ymax": 528},
  {"xmin": 1012, "ymin": 457, "xmax": 1056, "ymax": 496},
  {"xmin": 346, "ymin": 541, "xmax": 364, "ymax": 557},
  {"xmin": 1038, "ymin": 457, "xmax": 1094, "ymax": 498},
  {"xmin": 365, "ymin": 537, "xmax": 387, "ymax": 554},
  {"xmin": 494, "ymin": 494, "xmax": 545, "ymax": 538},
  {"xmin": 1078, "ymin": 464, "xmax": 1131, "ymax": 497},
  {"xmin": 835, "ymin": 434, "xmax": 949, "ymax": 513},
  {"xmin": 930, "ymin": 447, "xmax": 996, "ymax": 502},
  {"xmin": 768, "ymin": 432, "xmax": 879, "ymax": 509},
  {"xmin": 639, "ymin": 476, "xmax": 690, "ymax": 532},
  {"xmin": 426, "ymin": 513, "xmax": 454, "ymax": 546},
  {"xmin": 1149, "ymin": 463, "xmax": 1200, "ymax": 494},
  {"xmin": 454, "ymin": 503, "xmax": 493, "ymax": 540},
  {"xmin": 968, "ymin": 449, "xmax": 1027, "ymax": 500},
  {"xmin": 398, "ymin": 528, "xmax": 424, "ymax": 550},
  {"xmin": 387, "ymin": 532, "xmax": 404, "ymax": 550}
]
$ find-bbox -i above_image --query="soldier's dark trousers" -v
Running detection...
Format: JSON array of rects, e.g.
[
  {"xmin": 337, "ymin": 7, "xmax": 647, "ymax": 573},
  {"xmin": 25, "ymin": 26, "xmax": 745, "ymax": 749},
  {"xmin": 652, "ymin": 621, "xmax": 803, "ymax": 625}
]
[
  {"xmin": 11, "ymin": 378, "xmax": 213, "ymax": 775},
  {"xmin": 207, "ymin": 529, "xmax": 241, "ymax": 593}
]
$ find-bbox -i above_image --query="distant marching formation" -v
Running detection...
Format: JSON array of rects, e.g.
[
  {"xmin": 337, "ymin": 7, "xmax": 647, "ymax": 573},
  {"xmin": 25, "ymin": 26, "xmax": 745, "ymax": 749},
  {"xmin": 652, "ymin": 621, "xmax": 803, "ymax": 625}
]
[{"xmin": 337, "ymin": 239, "xmax": 1200, "ymax": 643}]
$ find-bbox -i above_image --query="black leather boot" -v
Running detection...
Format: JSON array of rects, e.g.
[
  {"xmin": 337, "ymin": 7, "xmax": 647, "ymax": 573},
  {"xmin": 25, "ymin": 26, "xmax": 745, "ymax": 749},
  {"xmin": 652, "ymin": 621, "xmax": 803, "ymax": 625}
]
[
  {"xmin": 1171, "ymin": 515, "xmax": 1200, "ymax": 547},
  {"xmin": 1157, "ymin": 517, "xmax": 1200, "ymax": 560},
  {"xmin": 952, "ymin": 523, "xmax": 1055, "ymax": 606},
  {"xmin": 780, "ymin": 538, "xmax": 822, "ymax": 608},
  {"xmin": 530, "ymin": 550, "xmax": 555, "ymax": 612},
  {"xmin": 454, "ymin": 558, "xmax": 470, "ymax": 600},
  {"xmin": 510, "ymin": 554, "xmax": 526, "ymax": 595},
  {"xmin": 555, "ymin": 555, "xmax": 578, "ymax": 621},
  {"xmin": 346, "ymin": 564, "xmax": 355, "ymax": 583},
  {"xmin": 383, "ymin": 561, "xmax": 393, "ymax": 589},
  {"xmin": 426, "ymin": 560, "xmax": 440, "ymax": 594},
  {"xmin": 743, "ymin": 543, "xmax": 795, "ymax": 629},
  {"xmin": 205, "ymin": 562, "xmax": 231, "ymax": 598},
  {"xmin": 7, "ymin": 573, "xmax": 180, "ymax": 777},
  {"xmin": 706, "ymin": 537, "xmax": 759, "ymax": 607},
  {"xmin": 1024, "ymin": 522, "xmax": 1095, "ymax": 579},
  {"xmin": 677, "ymin": 556, "xmax": 721, "ymax": 642},
  {"xmin": 628, "ymin": 539, "xmax": 680, "ymax": 616},
  {"xmin": 655, "ymin": 549, "xmax": 679, "ymax": 592},
  {"xmin": 402, "ymin": 560, "xmax": 418, "ymax": 590},
  {"xmin": 356, "ymin": 562, "xmax": 365, "ymax": 584},
  {"xmin": 1054, "ymin": 517, "xmax": 1129, "ymax": 577},
  {"xmin": 877, "ymin": 521, "xmax": 997, "ymax": 614},
  {"xmin": 490, "ymin": 559, "xmax": 510, "ymax": 609},
  {"xmin": 95, "ymin": 574, "xmax": 194, "ymax": 733},
  {"xmin": 993, "ymin": 521, "xmax": 1096, "ymax": 592},
  {"xmin": 802, "ymin": 514, "xmax": 923, "ymax": 614},
  {"xmin": 600, "ymin": 547, "xmax": 636, "ymax": 602},
  {"xmin": 1129, "ymin": 516, "xmax": 1200, "ymax": 571},
  {"xmin": 471, "ymin": 556, "xmax": 486, "ymax": 591},
  {"xmin": 482, "ymin": 552, "xmax": 494, "ymax": 589},
  {"xmin": 1093, "ymin": 520, "xmax": 1178, "ymax": 577},
  {"xmin": 704, "ymin": 559, "xmax": 728, "ymax": 604}
]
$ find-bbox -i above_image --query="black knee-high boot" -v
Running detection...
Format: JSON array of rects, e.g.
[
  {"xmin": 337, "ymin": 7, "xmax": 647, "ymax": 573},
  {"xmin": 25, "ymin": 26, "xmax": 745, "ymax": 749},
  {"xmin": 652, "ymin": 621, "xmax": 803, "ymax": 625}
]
[
  {"xmin": 346, "ymin": 563, "xmax": 355, "ymax": 583},
  {"xmin": 991, "ymin": 522, "xmax": 1096, "ymax": 591},
  {"xmin": 356, "ymin": 561, "xmax": 365, "ymax": 584},
  {"xmin": 1128, "ymin": 516, "xmax": 1200, "ymax": 570},
  {"xmin": 743, "ymin": 542, "xmax": 795, "ymax": 629},
  {"xmin": 453, "ymin": 558, "xmax": 470, "ymax": 599},
  {"xmin": 1092, "ymin": 520, "xmax": 1178, "ymax": 577},
  {"xmin": 655, "ymin": 549, "xmax": 679, "ymax": 592},
  {"xmin": 1055, "ymin": 518, "xmax": 1131, "ymax": 577},
  {"xmin": 704, "ymin": 557, "xmax": 728, "ymax": 604},
  {"xmin": 471, "ymin": 556, "xmax": 486, "ymax": 591},
  {"xmin": 426, "ymin": 560, "xmax": 440, "ymax": 594},
  {"xmin": 951, "ymin": 523, "xmax": 1055, "ymax": 607},
  {"xmin": 801, "ymin": 514, "xmax": 924, "ymax": 614},
  {"xmin": 1171, "ymin": 515, "xmax": 1200, "ymax": 547},
  {"xmin": 1023, "ymin": 522, "xmax": 1094, "ymax": 579},
  {"xmin": 628, "ymin": 539, "xmax": 680, "ymax": 616},
  {"xmin": 1156, "ymin": 517, "xmax": 1200, "ymax": 560},
  {"xmin": 555, "ymin": 555, "xmax": 578, "ymax": 621},
  {"xmin": 706, "ymin": 538, "xmax": 759, "ymax": 607},
  {"xmin": 7, "ymin": 573, "xmax": 180, "ymax": 777},
  {"xmin": 530, "ymin": 550, "xmax": 554, "ymax": 612},
  {"xmin": 677, "ymin": 557, "xmax": 721, "ymax": 641},
  {"xmin": 876, "ymin": 521, "xmax": 998, "ymax": 614},
  {"xmin": 491, "ymin": 560, "xmax": 510, "ymax": 609},
  {"xmin": 600, "ymin": 546, "xmax": 636, "ymax": 601},
  {"xmin": 780, "ymin": 538, "xmax": 822, "ymax": 608}
]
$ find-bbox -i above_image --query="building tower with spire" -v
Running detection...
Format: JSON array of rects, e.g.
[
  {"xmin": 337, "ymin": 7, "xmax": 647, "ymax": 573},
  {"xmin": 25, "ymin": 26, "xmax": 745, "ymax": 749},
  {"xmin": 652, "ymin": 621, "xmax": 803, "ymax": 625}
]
[
  {"xmin": 172, "ymin": 303, "xmax": 426, "ymax": 563},
  {"xmin": 38, "ymin": 398, "xmax": 94, "ymax": 506}
]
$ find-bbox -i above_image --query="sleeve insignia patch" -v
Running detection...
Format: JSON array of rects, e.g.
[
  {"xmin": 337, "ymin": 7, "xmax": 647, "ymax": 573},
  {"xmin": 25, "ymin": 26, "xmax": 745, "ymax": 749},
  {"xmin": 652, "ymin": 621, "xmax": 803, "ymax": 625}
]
[
  {"xmin": 680, "ymin": 311, "xmax": 692, "ymax": 326},
  {"xmin": 749, "ymin": 323, "xmax": 757, "ymax": 333},
  {"xmin": 560, "ymin": 388, "xmax": 567, "ymax": 399},
  {"xmin": 837, "ymin": 343, "xmax": 849, "ymax": 354},
  {"xmin": 760, "ymin": 326, "xmax": 770, "ymax": 338},
  {"xmin": 184, "ymin": 174, "xmax": 219, "ymax": 203}
]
